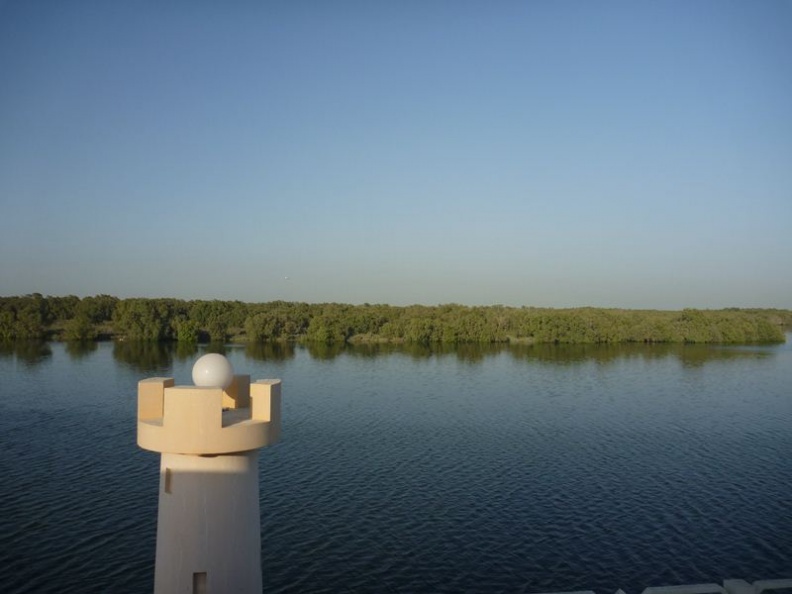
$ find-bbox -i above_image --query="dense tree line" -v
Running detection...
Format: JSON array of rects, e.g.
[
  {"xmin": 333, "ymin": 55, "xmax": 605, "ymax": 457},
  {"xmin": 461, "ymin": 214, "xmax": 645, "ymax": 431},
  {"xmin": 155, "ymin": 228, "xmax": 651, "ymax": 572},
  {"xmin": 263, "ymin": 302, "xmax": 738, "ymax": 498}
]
[{"xmin": 1, "ymin": 294, "xmax": 789, "ymax": 344}]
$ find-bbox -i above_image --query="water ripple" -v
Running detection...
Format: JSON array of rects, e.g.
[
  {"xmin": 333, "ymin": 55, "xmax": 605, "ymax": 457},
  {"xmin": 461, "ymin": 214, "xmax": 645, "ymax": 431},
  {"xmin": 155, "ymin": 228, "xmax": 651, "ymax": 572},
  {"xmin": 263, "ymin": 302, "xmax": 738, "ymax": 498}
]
[{"xmin": 2, "ymin": 343, "xmax": 791, "ymax": 593}]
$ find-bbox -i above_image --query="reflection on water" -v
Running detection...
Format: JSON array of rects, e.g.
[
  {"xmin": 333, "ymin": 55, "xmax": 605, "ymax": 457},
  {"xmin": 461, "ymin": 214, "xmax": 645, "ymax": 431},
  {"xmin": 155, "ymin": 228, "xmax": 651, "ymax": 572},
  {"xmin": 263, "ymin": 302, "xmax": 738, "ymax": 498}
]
[
  {"xmin": 0, "ymin": 339, "xmax": 789, "ymax": 594},
  {"xmin": 245, "ymin": 341, "xmax": 296, "ymax": 362},
  {"xmin": 65, "ymin": 340, "xmax": 98, "ymax": 359},
  {"xmin": 302, "ymin": 341, "xmax": 347, "ymax": 360},
  {"xmin": 311, "ymin": 340, "xmax": 779, "ymax": 367},
  {"xmin": 203, "ymin": 342, "xmax": 228, "ymax": 356},
  {"xmin": 342, "ymin": 342, "xmax": 506, "ymax": 361},
  {"xmin": 173, "ymin": 341, "xmax": 199, "ymax": 361},
  {"xmin": 113, "ymin": 340, "xmax": 173, "ymax": 373},
  {"xmin": 0, "ymin": 340, "xmax": 52, "ymax": 366},
  {"xmin": 506, "ymin": 342, "xmax": 774, "ymax": 367},
  {"xmin": 0, "ymin": 338, "xmax": 782, "ymax": 371}
]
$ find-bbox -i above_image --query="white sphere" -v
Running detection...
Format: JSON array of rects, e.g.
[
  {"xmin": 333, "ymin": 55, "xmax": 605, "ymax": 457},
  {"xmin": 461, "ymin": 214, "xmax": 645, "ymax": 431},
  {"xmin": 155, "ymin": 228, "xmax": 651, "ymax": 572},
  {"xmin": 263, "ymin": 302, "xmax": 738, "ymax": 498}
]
[{"xmin": 192, "ymin": 353, "xmax": 234, "ymax": 389}]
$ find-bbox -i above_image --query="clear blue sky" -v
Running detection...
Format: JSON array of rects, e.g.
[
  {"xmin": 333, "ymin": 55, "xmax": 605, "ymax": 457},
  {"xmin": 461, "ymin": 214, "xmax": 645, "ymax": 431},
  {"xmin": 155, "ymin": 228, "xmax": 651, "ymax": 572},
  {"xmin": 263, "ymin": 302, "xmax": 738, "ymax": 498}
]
[{"xmin": 1, "ymin": 1, "xmax": 790, "ymax": 309}]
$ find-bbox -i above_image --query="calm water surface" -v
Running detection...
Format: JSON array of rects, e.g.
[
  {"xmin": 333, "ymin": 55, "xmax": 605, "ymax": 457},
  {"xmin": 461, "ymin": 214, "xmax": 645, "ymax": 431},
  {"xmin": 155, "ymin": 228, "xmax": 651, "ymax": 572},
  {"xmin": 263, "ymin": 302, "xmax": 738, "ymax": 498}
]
[{"xmin": 1, "ymin": 340, "xmax": 790, "ymax": 593}]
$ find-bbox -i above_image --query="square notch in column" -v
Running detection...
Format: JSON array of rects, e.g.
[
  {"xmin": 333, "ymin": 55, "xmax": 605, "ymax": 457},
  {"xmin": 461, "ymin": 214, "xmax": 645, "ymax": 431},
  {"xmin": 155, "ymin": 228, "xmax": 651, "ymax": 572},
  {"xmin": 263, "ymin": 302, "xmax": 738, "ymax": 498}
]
[
  {"xmin": 193, "ymin": 572, "xmax": 207, "ymax": 594},
  {"xmin": 163, "ymin": 468, "xmax": 172, "ymax": 494}
]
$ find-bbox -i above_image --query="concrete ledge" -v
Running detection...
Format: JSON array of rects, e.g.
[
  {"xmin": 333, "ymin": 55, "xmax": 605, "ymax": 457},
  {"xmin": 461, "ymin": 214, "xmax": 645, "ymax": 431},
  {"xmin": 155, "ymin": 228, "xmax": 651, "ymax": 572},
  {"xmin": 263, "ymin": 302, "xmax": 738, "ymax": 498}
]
[
  {"xmin": 533, "ymin": 591, "xmax": 597, "ymax": 594},
  {"xmin": 643, "ymin": 584, "xmax": 725, "ymax": 594},
  {"xmin": 754, "ymin": 580, "xmax": 792, "ymax": 594},
  {"xmin": 534, "ymin": 579, "xmax": 790, "ymax": 594},
  {"xmin": 724, "ymin": 580, "xmax": 753, "ymax": 594}
]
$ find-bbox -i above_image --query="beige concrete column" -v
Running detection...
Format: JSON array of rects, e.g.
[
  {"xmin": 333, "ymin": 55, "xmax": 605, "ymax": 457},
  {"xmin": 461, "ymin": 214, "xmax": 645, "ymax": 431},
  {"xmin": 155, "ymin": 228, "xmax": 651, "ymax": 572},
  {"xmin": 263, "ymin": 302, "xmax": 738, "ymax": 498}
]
[
  {"xmin": 137, "ymin": 374, "xmax": 281, "ymax": 594},
  {"xmin": 154, "ymin": 451, "xmax": 262, "ymax": 594}
]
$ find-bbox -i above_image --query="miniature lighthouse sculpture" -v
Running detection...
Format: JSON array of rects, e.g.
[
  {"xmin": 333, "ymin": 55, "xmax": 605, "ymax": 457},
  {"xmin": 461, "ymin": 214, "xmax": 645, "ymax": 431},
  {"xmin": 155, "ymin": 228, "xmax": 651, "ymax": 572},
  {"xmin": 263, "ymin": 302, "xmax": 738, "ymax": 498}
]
[{"xmin": 137, "ymin": 354, "xmax": 281, "ymax": 594}]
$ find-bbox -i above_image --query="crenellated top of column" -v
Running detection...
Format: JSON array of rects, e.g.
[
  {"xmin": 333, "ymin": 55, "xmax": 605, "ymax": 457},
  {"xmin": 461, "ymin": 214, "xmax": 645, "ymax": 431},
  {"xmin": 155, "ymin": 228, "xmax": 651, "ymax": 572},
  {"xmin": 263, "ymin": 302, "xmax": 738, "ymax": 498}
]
[{"xmin": 136, "ymin": 354, "xmax": 281, "ymax": 455}]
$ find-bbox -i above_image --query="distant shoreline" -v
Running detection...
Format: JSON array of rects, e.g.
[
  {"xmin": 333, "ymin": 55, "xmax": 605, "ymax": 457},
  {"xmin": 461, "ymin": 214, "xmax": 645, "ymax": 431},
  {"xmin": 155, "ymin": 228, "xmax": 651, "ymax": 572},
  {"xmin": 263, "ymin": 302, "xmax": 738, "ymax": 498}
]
[{"xmin": 2, "ymin": 294, "xmax": 790, "ymax": 345}]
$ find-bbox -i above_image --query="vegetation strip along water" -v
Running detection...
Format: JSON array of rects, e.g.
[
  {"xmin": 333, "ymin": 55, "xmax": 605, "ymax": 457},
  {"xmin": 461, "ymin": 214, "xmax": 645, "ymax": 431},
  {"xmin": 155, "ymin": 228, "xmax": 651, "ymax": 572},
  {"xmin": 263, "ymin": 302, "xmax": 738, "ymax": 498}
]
[{"xmin": 1, "ymin": 294, "xmax": 789, "ymax": 345}]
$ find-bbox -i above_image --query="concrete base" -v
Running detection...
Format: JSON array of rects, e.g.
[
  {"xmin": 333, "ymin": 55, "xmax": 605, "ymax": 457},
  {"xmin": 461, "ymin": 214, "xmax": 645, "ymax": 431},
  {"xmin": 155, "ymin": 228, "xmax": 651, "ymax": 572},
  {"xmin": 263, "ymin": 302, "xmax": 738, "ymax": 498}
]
[{"xmin": 536, "ymin": 579, "xmax": 792, "ymax": 594}]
